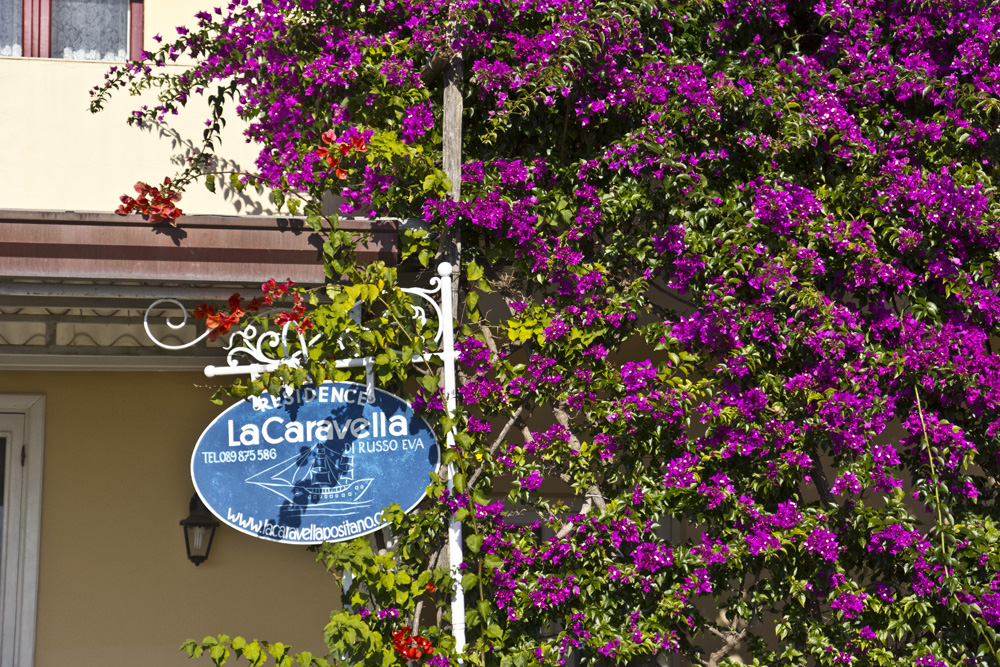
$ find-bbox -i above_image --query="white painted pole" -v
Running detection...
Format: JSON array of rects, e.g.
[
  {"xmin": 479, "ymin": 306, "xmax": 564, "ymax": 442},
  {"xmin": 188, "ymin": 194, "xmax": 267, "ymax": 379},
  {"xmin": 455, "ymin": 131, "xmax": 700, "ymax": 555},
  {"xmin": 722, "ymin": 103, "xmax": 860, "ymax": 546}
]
[
  {"xmin": 342, "ymin": 568, "xmax": 354, "ymax": 611},
  {"xmin": 438, "ymin": 262, "xmax": 466, "ymax": 656},
  {"xmin": 147, "ymin": 262, "xmax": 466, "ymax": 654}
]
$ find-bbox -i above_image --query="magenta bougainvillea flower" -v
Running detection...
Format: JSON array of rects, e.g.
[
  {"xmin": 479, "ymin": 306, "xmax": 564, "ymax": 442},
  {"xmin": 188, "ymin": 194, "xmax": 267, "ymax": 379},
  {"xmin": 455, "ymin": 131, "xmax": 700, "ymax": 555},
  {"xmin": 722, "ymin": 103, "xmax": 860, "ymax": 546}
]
[{"xmin": 103, "ymin": 0, "xmax": 1000, "ymax": 665}]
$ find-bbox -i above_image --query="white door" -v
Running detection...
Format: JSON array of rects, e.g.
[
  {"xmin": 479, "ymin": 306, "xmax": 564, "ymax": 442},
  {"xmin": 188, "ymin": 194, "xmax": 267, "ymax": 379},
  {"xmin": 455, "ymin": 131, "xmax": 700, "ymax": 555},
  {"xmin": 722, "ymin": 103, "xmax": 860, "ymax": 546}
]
[
  {"xmin": 0, "ymin": 397, "xmax": 44, "ymax": 667},
  {"xmin": 0, "ymin": 414, "xmax": 25, "ymax": 667}
]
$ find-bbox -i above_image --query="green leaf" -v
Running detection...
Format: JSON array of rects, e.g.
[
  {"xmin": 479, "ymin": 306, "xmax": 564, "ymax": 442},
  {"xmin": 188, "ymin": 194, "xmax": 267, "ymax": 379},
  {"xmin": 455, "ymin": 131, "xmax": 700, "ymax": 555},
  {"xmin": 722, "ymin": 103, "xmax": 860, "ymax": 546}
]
[
  {"xmin": 467, "ymin": 262, "xmax": 485, "ymax": 281},
  {"xmin": 204, "ymin": 174, "xmax": 216, "ymax": 193},
  {"xmin": 484, "ymin": 553, "xmax": 503, "ymax": 570},
  {"xmin": 210, "ymin": 644, "xmax": 228, "ymax": 664},
  {"xmin": 466, "ymin": 533, "xmax": 484, "ymax": 554},
  {"xmin": 181, "ymin": 639, "xmax": 200, "ymax": 657}
]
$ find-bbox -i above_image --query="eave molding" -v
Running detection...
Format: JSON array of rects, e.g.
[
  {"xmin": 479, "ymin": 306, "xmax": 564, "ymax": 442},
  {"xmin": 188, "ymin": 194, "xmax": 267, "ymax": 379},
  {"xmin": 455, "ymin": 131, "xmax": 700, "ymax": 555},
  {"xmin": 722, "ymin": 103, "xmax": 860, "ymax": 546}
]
[{"xmin": 0, "ymin": 210, "xmax": 399, "ymax": 284}]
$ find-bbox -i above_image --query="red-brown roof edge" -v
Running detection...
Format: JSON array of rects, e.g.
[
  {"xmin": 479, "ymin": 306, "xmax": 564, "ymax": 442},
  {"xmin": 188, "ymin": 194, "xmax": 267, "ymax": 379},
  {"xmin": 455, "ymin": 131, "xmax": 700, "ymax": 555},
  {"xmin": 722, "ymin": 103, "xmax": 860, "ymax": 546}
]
[{"xmin": 0, "ymin": 210, "xmax": 398, "ymax": 284}]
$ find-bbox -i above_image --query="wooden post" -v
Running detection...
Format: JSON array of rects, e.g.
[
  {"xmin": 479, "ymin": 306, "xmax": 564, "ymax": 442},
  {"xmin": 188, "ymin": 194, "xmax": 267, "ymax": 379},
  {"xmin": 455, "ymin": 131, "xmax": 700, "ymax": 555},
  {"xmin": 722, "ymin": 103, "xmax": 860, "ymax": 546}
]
[
  {"xmin": 443, "ymin": 51, "xmax": 463, "ymax": 203},
  {"xmin": 439, "ymin": 16, "xmax": 466, "ymax": 660},
  {"xmin": 440, "ymin": 22, "xmax": 463, "ymax": 277}
]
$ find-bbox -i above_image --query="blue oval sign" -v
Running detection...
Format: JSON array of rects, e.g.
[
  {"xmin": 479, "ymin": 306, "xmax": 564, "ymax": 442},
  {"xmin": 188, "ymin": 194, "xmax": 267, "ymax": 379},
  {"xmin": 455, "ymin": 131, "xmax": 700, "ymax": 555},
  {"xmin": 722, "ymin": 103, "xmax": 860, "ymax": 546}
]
[{"xmin": 192, "ymin": 382, "xmax": 439, "ymax": 544}]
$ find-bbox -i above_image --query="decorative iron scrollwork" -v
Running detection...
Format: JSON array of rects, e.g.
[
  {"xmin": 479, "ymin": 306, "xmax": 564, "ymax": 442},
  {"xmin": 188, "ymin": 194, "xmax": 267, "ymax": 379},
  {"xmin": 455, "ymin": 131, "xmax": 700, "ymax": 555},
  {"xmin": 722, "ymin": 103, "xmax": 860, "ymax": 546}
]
[{"xmin": 143, "ymin": 262, "xmax": 455, "ymax": 379}]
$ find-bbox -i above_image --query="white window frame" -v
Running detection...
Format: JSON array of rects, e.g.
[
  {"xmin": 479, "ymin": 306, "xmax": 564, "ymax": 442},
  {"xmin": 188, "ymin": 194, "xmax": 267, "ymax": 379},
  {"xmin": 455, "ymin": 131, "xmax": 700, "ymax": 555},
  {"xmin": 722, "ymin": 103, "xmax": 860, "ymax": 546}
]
[{"xmin": 0, "ymin": 395, "xmax": 44, "ymax": 667}]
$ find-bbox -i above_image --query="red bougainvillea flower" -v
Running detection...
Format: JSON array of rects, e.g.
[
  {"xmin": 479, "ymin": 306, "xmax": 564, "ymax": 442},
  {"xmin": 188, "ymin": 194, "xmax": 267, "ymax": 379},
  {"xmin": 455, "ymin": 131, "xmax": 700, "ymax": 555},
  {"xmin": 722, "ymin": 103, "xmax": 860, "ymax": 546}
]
[
  {"xmin": 262, "ymin": 278, "xmax": 295, "ymax": 301},
  {"xmin": 115, "ymin": 178, "xmax": 183, "ymax": 225},
  {"xmin": 227, "ymin": 293, "xmax": 246, "ymax": 318},
  {"xmin": 193, "ymin": 292, "xmax": 247, "ymax": 341},
  {"xmin": 274, "ymin": 311, "xmax": 296, "ymax": 327},
  {"xmin": 246, "ymin": 296, "xmax": 271, "ymax": 312},
  {"xmin": 392, "ymin": 629, "xmax": 434, "ymax": 660},
  {"xmin": 273, "ymin": 291, "xmax": 312, "ymax": 333},
  {"xmin": 425, "ymin": 583, "xmax": 437, "ymax": 593},
  {"xmin": 313, "ymin": 130, "xmax": 367, "ymax": 178},
  {"xmin": 192, "ymin": 303, "xmax": 216, "ymax": 320},
  {"xmin": 189, "ymin": 287, "xmax": 287, "ymax": 342}
]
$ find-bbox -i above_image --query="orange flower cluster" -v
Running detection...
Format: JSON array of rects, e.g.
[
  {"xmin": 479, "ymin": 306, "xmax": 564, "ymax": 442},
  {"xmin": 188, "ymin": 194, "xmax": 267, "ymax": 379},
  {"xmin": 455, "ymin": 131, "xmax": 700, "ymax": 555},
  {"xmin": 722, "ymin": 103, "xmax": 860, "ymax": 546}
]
[
  {"xmin": 190, "ymin": 278, "xmax": 313, "ymax": 342},
  {"xmin": 315, "ymin": 129, "xmax": 367, "ymax": 180},
  {"xmin": 392, "ymin": 628, "xmax": 434, "ymax": 660},
  {"xmin": 193, "ymin": 291, "xmax": 271, "ymax": 341},
  {"xmin": 116, "ymin": 178, "xmax": 183, "ymax": 224}
]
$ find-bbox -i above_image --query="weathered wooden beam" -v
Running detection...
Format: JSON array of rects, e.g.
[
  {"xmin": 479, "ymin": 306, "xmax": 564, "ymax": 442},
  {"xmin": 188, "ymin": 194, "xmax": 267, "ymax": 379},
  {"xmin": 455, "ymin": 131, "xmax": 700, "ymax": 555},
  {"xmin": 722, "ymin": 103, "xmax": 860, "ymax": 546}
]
[
  {"xmin": 420, "ymin": 47, "xmax": 455, "ymax": 86},
  {"xmin": 440, "ymin": 27, "xmax": 464, "ymax": 272}
]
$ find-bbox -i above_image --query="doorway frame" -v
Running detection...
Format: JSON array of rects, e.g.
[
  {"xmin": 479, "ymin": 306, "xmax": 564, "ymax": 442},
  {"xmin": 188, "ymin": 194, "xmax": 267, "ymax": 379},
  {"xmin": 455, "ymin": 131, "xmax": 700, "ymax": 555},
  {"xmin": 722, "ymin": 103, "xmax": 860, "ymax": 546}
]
[{"xmin": 0, "ymin": 395, "xmax": 44, "ymax": 667}]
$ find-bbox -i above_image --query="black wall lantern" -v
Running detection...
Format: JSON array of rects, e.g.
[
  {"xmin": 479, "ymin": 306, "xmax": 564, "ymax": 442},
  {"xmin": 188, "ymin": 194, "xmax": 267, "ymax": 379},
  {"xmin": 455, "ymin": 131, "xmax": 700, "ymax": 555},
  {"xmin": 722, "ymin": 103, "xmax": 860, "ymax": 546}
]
[{"xmin": 180, "ymin": 494, "xmax": 219, "ymax": 565}]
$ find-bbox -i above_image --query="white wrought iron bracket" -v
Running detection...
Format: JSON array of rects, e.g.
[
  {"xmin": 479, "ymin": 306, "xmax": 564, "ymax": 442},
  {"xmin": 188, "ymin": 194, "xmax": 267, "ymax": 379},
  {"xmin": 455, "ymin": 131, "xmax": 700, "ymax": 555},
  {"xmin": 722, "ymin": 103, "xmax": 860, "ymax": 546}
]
[
  {"xmin": 143, "ymin": 263, "xmax": 454, "ymax": 381},
  {"xmin": 142, "ymin": 262, "xmax": 464, "ymax": 656}
]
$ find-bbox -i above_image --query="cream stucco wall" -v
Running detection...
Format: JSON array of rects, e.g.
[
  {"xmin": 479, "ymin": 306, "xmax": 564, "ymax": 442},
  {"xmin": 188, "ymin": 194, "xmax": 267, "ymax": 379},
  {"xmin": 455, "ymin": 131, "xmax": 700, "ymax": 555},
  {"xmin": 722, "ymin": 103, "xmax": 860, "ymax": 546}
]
[
  {"xmin": 143, "ymin": 0, "xmax": 223, "ymax": 56},
  {"xmin": 0, "ymin": 0, "xmax": 277, "ymax": 216},
  {"xmin": 0, "ymin": 372, "xmax": 338, "ymax": 667}
]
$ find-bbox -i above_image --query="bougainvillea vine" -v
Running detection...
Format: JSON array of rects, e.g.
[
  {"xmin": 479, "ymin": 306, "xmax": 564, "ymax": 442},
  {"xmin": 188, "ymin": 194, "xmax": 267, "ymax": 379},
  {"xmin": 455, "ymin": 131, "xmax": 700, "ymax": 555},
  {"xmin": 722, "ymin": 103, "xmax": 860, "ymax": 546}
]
[{"xmin": 94, "ymin": 0, "xmax": 1000, "ymax": 665}]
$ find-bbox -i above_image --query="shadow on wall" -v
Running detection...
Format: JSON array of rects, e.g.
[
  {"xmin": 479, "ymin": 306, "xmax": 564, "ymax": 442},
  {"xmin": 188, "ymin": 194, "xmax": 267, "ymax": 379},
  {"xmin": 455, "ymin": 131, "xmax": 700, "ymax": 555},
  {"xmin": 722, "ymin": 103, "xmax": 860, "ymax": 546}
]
[{"xmin": 141, "ymin": 121, "xmax": 270, "ymax": 216}]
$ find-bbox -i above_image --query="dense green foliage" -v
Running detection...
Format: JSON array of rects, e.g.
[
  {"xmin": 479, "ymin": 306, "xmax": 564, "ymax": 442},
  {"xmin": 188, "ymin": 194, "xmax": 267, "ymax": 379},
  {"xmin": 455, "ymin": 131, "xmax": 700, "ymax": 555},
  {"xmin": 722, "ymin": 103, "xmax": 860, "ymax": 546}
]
[{"xmin": 96, "ymin": 0, "xmax": 1000, "ymax": 665}]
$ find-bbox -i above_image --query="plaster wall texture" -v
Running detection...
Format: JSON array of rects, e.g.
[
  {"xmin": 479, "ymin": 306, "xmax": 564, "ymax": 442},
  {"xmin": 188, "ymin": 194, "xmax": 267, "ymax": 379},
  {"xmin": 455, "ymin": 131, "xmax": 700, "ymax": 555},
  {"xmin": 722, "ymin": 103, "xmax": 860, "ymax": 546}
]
[{"xmin": 0, "ymin": 0, "xmax": 274, "ymax": 216}]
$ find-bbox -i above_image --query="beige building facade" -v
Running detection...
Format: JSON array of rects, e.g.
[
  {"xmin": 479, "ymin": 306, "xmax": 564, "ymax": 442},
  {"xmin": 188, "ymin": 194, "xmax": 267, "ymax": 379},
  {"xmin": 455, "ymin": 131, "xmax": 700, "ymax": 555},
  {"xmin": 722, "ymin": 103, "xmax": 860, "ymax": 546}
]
[{"xmin": 0, "ymin": 2, "xmax": 388, "ymax": 664}]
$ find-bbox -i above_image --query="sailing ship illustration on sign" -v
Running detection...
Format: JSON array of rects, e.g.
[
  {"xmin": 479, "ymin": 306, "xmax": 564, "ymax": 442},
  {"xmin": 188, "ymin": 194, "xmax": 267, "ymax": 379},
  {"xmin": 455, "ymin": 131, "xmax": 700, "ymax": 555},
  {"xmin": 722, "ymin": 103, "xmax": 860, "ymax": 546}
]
[{"xmin": 246, "ymin": 443, "xmax": 374, "ymax": 517}]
